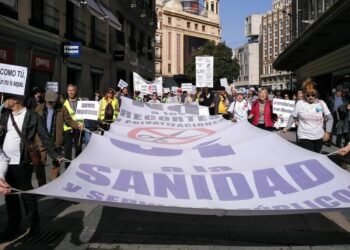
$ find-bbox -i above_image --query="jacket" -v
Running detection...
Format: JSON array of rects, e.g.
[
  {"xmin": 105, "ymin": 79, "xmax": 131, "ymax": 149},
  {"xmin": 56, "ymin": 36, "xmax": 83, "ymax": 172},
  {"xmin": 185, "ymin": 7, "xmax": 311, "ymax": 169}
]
[
  {"xmin": 250, "ymin": 99, "xmax": 275, "ymax": 127},
  {"xmin": 0, "ymin": 109, "xmax": 60, "ymax": 165}
]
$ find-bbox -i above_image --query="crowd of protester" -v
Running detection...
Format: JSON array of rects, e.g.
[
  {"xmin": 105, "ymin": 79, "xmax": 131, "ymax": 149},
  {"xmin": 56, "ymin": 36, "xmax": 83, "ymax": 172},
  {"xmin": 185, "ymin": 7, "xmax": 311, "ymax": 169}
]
[{"xmin": 0, "ymin": 78, "xmax": 350, "ymax": 241}]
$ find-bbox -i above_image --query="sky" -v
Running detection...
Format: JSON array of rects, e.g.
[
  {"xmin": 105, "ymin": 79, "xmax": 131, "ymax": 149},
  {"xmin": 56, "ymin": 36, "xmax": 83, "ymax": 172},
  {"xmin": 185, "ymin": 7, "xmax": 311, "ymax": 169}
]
[{"xmin": 219, "ymin": 0, "xmax": 272, "ymax": 49}]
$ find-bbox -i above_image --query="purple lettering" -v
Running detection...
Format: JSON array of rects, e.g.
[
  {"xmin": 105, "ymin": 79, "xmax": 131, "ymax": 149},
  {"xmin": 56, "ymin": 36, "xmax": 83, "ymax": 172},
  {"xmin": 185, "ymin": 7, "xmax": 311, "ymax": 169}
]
[
  {"xmin": 76, "ymin": 164, "xmax": 111, "ymax": 186},
  {"xmin": 285, "ymin": 160, "xmax": 334, "ymax": 190},
  {"xmin": 62, "ymin": 182, "xmax": 82, "ymax": 193},
  {"xmin": 333, "ymin": 189, "xmax": 350, "ymax": 202},
  {"xmin": 154, "ymin": 174, "xmax": 190, "ymax": 199},
  {"xmin": 211, "ymin": 173, "xmax": 253, "ymax": 201},
  {"xmin": 87, "ymin": 190, "xmax": 104, "ymax": 200},
  {"xmin": 191, "ymin": 175, "xmax": 212, "ymax": 200},
  {"xmin": 112, "ymin": 170, "xmax": 150, "ymax": 196},
  {"xmin": 253, "ymin": 168, "xmax": 298, "ymax": 198},
  {"xmin": 314, "ymin": 196, "xmax": 340, "ymax": 208}
]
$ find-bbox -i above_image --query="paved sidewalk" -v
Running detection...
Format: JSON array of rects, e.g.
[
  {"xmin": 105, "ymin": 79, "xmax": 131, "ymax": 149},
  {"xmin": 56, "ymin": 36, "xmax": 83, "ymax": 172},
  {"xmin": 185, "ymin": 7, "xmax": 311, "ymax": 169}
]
[{"xmin": 0, "ymin": 131, "xmax": 350, "ymax": 250}]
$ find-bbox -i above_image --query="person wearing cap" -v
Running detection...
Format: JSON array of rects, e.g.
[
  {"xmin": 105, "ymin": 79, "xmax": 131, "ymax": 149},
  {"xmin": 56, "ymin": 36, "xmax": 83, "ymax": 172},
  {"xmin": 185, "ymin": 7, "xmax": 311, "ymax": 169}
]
[
  {"xmin": 228, "ymin": 89, "xmax": 251, "ymax": 122},
  {"xmin": 99, "ymin": 88, "xmax": 119, "ymax": 126},
  {"xmin": 0, "ymin": 93, "xmax": 62, "ymax": 240},
  {"xmin": 34, "ymin": 90, "xmax": 74, "ymax": 182},
  {"xmin": 172, "ymin": 88, "xmax": 183, "ymax": 103}
]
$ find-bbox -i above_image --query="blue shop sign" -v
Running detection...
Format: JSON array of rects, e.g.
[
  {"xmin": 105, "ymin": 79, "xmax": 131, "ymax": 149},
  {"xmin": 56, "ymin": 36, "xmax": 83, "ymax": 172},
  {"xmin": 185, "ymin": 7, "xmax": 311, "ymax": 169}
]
[{"xmin": 63, "ymin": 42, "xmax": 81, "ymax": 58}]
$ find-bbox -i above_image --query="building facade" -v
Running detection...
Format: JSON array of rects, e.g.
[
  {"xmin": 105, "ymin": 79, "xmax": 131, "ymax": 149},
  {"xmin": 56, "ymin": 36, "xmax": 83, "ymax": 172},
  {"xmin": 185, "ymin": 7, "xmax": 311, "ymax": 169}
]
[
  {"xmin": 233, "ymin": 14, "xmax": 262, "ymax": 87},
  {"xmin": 260, "ymin": 0, "xmax": 293, "ymax": 90},
  {"xmin": 0, "ymin": 0, "xmax": 156, "ymax": 98},
  {"xmin": 274, "ymin": 0, "xmax": 349, "ymax": 95},
  {"xmin": 155, "ymin": 0, "xmax": 221, "ymax": 78}
]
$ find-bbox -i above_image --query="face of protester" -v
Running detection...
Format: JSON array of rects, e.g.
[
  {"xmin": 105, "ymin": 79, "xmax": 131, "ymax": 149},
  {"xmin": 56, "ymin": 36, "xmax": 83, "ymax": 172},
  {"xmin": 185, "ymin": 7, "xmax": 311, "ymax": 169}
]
[
  {"xmin": 305, "ymin": 91, "xmax": 317, "ymax": 104},
  {"xmin": 3, "ymin": 98, "xmax": 16, "ymax": 110},
  {"xmin": 297, "ymin": 91, "xmax": 303, "ymax": 100},
  {"xmin": 106, "ymin": 90, "xmax": 114, "ymax": 99},
  {"xmin": 258, "ymin": 90, "xmax": 268, "ymax": 102},
  {"xmin": 219, "ymin": 90, "xmax": 226, "ymax": 96},
  {"xmin": 152, "ymin": 94, "xmax": 157, "ymax": 100},
  {"xmin": 236, "ymin": 93, "xmax": 243, "ymax": 102},
  {"xmin": 122, "ymin": 88, "xmax": 128, "ymax": 95},
  {"xmin": 336, "ymin": 90, "xmax": 342, "ymax": 97},
  {"xmin": 67, "ymin": 86, "xmax": 77, "ymax": 99},
  {"xmin": 284, "ymin": 94, "xmax": 289, "ymax": 100}
]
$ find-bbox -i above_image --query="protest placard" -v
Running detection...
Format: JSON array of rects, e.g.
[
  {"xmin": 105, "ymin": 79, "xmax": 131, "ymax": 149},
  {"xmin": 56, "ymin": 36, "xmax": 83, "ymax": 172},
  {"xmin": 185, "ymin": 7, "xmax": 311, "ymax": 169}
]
[
  {"xmin": 118, "ymin": 79, "xmax": 128, "ymax": 89},
  {"xmin": 220, "ymin": 78, "xmax": 228, "ymax": 87},
  {"xmin": 46, "ymin": 82, "xmax": 58, "ymax": 92},
  {"xmin": 181, "ymin": 83, "xmax": 193, "ymax": 94},
  {"xmin": 76, "ymin": 101, "xmax": 100, "ymax": 120},
  {"xmin": 0, "ymin": 63, "xmax": 27, "ymax": 95},
  {"xmin": 196, "ymin": 56, "xmax": 213, "ymax": 88},
  {"xmin": 273, "ymin": 98, "xmax": 296, "ymax": 128}
]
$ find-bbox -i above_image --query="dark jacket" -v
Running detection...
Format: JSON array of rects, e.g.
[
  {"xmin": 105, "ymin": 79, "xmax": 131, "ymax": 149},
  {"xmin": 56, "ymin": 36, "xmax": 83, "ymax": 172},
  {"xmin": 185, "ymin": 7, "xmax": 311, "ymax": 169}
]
[{"xmin": 0, "ymin": 109, "xmax": 60, "ymax": 165}]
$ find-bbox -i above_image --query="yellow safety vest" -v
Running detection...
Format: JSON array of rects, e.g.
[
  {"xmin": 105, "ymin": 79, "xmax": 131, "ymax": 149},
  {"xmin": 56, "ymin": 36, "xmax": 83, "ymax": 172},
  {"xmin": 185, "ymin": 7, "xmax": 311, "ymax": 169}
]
[
  {"xmin": 99, "ymin": 97, "xmax": 119, "ymax": 122},
  {"xmin": 218, "ymin": 95, "xmax": 228, "ymax": 114},
  {"xmin": 63, "ymin": 99, "xmax": 83, "ymax": 131}
]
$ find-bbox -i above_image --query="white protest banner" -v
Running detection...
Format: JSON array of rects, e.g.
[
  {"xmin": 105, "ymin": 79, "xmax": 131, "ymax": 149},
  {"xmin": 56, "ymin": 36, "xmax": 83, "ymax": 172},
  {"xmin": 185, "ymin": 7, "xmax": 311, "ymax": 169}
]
[
  {"xmin": 46, "ymin": 82, "xmax": 58, "ymax": 92},
  {"xmin": 0, "ymin": 63, "xmax": 27, "ymax": 95},
  {"xmin": 181, "ymin": 83, "xmax": 193, "ymax": 94},
  {"xmin": 273, "ymin": 98, "xmax": 296, "ymax": 128},
  {"xmin": 171, "ymin": 86, "xmax": 178, "ymax": 93},
  {"xmin": 28, "ymin": 98, "xmax": 350, "ymax": 215},
  {"xmin": 220, "ymin": 78, "xmax": 228, "ymax": 87},
  {"xmin": 192, "ymin": 85, "xmax": 197, "ymax": 95},
  {"xmin": 163, "ymin": 88, "xmax": 170, "ymax": 93},
  {"xmin": 118, "ymin": 79, "xmax": 128, "ymax": 89},
  {"xmin": 76, "ymin": 101, "xmax": 100, "ymax": 120},
  {"xmin": 133, "ymin": 72, "xmax": 162, "ymax": 96},
  {"xmin": 196, "ymin": 56, "xmax": 213, "ymax": 88}
]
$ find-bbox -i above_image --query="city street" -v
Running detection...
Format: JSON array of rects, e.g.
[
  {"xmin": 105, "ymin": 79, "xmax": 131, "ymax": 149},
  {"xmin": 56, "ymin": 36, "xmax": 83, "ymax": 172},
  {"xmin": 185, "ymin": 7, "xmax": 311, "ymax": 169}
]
[{"xmin": 1, "ymin": 131, "xmax": 350, "ymax": 250}]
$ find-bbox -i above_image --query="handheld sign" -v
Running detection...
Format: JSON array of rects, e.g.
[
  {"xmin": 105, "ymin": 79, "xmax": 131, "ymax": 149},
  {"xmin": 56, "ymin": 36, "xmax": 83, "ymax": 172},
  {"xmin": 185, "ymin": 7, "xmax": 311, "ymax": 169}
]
[
  {"xmin": 76, "ymin": 101, "xmax": 100, "ymax": 120},
  {"xmin": 0, "ymin": 63, "xmax": 27, "ymax": 95},
  {"xmin": 273, "ymin": 98, "xmax": 296, "ymax": 128},
  {"xmin": 196, "ymin": 56, "xmax": 213, "ymax": 88},
  {"xmin": 118, "ymin": 79, "xmax": 128, "ymax": 89},
  {"xmin": 46, "ymin": 82, "xmax": 58, "ymax": 92}
]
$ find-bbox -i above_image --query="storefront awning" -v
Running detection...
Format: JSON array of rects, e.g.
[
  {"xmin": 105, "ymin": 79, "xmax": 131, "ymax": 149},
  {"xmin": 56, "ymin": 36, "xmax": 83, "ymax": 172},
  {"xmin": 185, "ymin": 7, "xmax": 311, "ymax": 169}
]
[
  {"xmin": 70, "ymin": 0, "xmax": 122, "ymax": 30},
  {"xmin": 273, "ymin": 0, "xmax": 350, "ymax": 71}
]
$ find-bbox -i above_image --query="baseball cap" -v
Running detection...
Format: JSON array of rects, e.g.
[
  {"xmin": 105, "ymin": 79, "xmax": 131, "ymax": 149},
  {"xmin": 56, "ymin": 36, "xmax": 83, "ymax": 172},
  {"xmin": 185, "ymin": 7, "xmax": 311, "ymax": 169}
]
[{"xmin": 45, "ymin": 90, "xmax": 58, "ymax": 102}]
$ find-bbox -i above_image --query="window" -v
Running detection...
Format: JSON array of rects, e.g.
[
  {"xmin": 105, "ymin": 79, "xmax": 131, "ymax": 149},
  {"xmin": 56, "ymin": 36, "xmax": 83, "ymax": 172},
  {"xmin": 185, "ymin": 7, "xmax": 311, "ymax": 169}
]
[
  {"xmin": 202, "ymin": 25, "xmax": 205, "ymax": 32},
  {"xmin": 168, "ymin": 63, "xmax": 171, "ymax": 73},
  {"xmin": 195, "ymin": 23, "xmax": 198, "ymax": 30},
  {"xmin": 168, "ymin": 17, "xmax": 172, "ymax": 24},
  {"xmin": 187, "ymin": 22, "xmax": 190, "ymax": 28}
]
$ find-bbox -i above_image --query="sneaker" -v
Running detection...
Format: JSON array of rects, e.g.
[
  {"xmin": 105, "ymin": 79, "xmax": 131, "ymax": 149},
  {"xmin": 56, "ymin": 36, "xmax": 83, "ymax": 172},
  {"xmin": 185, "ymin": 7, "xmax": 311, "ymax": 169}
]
[{"xmin": 0, "ymin": 227, "xmax": 22, "ymax": 242}]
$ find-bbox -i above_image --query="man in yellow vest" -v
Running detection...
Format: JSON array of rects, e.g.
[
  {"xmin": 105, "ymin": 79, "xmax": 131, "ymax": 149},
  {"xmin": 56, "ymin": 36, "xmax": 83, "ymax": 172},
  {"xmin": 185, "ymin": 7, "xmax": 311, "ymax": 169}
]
[
  {"xmin": 99, "ymin": 88, "xmax": 119, "ymax": 129},
  {"xmin": 63, "ymin": 84, "xmax": 83, "ymax": 168}
]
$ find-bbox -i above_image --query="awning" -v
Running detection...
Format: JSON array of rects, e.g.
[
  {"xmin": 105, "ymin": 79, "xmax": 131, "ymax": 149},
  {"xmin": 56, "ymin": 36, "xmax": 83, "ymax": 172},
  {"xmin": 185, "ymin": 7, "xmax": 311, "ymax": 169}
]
[
  {"xmin": 68, "ymin": 0, "xmax": 82, "ymax": 7},
  {"xmin": 273, "ymin": 0, "xmax": 350, "ymax": 71},
  {"xmin": 81, "ymin": 0, "xmax": 122, "ymax": 30},
  {"xmin": 97, "ymin": 2, "xmax": 122, "ymax": 30}
]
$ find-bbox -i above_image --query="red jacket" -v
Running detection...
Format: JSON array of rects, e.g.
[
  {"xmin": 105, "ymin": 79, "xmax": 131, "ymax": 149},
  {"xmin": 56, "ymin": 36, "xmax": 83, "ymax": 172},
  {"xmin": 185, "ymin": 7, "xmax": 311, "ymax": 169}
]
[{"xmin": 250, "ymin": 99, "xmax": 274, "ymax": 127}]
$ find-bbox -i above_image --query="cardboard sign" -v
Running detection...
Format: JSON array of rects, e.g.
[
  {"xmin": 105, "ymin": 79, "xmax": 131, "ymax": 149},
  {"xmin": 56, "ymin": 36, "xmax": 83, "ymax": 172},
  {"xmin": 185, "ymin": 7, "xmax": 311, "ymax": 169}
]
[
  {"xmin": 181, "ymin": 83, "xmax": 193, "ymax": 94},
  {"xmin": 76, "ymin": 101, "xmax": 100, "ymax": 120},
  {"xmin": 0, "ymin": 63, "xmax": 27, "ymax": 95},
  {"xmin": 46, "ymin": 82, "xmax": 58, "ymax": 92}
]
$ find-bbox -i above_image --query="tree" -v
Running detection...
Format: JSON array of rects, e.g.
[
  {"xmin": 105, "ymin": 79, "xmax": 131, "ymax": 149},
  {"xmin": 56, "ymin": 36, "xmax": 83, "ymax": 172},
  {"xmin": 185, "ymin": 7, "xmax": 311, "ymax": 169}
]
[{"xmin": 184, "ymin": 41, "xmax": 240, "ymax": 89}]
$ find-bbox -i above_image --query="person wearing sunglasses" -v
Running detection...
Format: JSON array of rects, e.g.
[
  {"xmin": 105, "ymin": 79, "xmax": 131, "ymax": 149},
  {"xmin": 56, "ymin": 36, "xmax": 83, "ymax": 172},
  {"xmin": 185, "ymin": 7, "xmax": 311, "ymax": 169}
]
[{"xmin": 283, "ymin": 80, "xmax": 333, "ymax": 153}]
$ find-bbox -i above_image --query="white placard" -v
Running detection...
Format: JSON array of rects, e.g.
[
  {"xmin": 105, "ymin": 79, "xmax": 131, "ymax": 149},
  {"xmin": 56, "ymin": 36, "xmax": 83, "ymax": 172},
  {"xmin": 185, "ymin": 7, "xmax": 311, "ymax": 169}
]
[
  {"xmin": 76, "ymin": 101, "xmax": 100, "ymax": 120},
  {"xmin": 171, "ymin": 86, "xmax": 178, "ymax": 93},
  {"xmin": 163, "ymin": 88, "xmax": 170, "ymax": 93},
  {"xmin": 0, "ymin": 63, "xmax": 27, "ymax": 95},
  {"xmin": 46, "ymin": 82, "xmax": 58, "ymax": 92},
  {"xmin": 273, "ymin": 98, "xmax": 296, "ymax": 128},
  {"xmin": 196, "ymin": 56, "xmax": 213, "ymax": 88},
  {"xmin": 118, "ymin": 79, "xmax": 128, "ymax": 89},
  {"xmin": 220, "ymin": 78, "xmax": 228, "ymax": 87},
  {"xmin": 181, "ymin": 83, "xmax": 193, "ymax": 94}
]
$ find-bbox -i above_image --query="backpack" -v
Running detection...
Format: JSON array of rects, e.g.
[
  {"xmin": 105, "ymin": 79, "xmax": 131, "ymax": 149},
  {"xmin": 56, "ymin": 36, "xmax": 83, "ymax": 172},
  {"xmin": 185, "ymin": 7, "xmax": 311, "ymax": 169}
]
[{"xmin": 104, "ymin": 102, "xmax": 114, "ymax": 121}]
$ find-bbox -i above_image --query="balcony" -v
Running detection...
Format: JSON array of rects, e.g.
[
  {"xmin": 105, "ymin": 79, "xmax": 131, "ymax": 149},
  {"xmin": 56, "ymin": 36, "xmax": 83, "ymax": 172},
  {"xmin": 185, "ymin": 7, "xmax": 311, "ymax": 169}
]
[
  {"xmin": 0, "ymin": 0, "xmax": 18, "ymax": 19},
  {"xmin": 30, "ymin": 3, "xmax": 59, "ymax": 35},
  {"xmin": 155, "ymin": 38, "xmax": 162, "ymax": 47},
  {"xmin": 155, "ymin": 68, "xmax": 162, "ymax": 75},
  {"xmin": 91, "ymin": 30, "xmax": 106, "ymax": 53},
  {"xmin": 155, "ymin": 53, "xmax": 161, "ymax": 61}
]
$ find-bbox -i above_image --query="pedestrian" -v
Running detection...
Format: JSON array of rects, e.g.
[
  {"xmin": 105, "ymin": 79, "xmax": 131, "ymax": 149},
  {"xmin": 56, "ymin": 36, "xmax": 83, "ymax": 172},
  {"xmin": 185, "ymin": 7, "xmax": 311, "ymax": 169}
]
[
  {"xmin": 134, "ymin": 91, "xmax": 142, "ymax": 102},
  {"xmin": 148, "ymin": 92, "xmax": 160, "ymax": 103},
  {"xmin": 63, "ymin": 84, "xmax": 84, "ymax": 168},
  {"xmin": 94, "ymin": 90, "xmax": 102, "ymax": 101},
  {"xmin": 213, "ymin": 86, "xmax": 232, "ymax": 119},
  {"xmin": 99, "ymin": 88, "xmax": 119, "ymax": 129},
  {"xmin": 0, "ymin": 93, "xmax": 62, "ymax": 241},
  {"xmin": 172, "ymin": 88, "xmax": 183, "ymax": 103},
  {"xmin": 227, "ymin": 89, "xmax": 251, "ymax": 122},
  {"xmin": 283, "ymin": 79, "xmax": 333, "ymax": 153},
  {"xmin": 330, "ymin": 85, "xmax": 347, "ymax": 147},
  {"xmin": 249, "ymin": 88, "xmax": 276, "ymax": 131},
  {"xmin": 26, "ymin": 87, "xmax": 45, "ymax": 110}
]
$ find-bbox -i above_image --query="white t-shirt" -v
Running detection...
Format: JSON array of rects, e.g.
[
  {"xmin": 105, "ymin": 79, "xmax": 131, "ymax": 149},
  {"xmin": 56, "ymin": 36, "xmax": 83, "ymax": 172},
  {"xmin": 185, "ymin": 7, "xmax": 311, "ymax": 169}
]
[
  {"xmin": 292, "ymin": 100, "xmax": 330, "ymax": 140},
  {"xmin": 3, "ymin": 108, "xmax": 27, "ymax": 165},
  {"xmin": 228, "ymin": 100, "xmax": 251, "ymax": 122}
]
